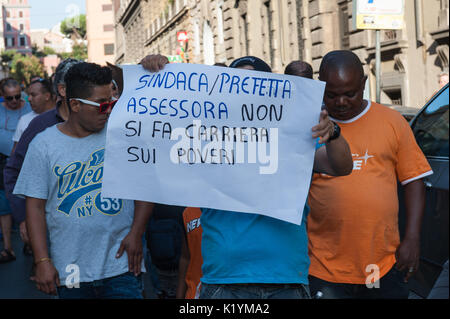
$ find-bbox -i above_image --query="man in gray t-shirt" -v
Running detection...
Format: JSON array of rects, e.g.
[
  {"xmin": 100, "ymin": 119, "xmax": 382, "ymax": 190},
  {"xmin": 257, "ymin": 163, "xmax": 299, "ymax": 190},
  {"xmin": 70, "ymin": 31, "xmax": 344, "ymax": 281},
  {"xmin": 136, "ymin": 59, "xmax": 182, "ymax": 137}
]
[{"xmin": 13, "ymin": 62, "xmax": 153, "ymax": 299}]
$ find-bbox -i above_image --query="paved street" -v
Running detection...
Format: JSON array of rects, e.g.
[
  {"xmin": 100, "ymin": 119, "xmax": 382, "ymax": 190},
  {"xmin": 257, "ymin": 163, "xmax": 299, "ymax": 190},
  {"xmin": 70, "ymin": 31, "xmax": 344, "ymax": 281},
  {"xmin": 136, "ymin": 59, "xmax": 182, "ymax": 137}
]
[
  {"xmin": 0, "ymin": 229, "xmax": 50, "ymax": 299},
  {"xmin": 0, "ymin": 229, "xmax": 157, "ymax": 299}
]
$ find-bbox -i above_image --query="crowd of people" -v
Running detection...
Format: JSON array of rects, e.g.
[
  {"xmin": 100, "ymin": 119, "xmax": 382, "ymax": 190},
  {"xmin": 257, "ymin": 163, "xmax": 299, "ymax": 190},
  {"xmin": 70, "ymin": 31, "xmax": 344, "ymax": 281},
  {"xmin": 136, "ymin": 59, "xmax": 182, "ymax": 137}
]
[{"xmin": 0, "ymin": 50, "xmax": 439, "ymax": 299}]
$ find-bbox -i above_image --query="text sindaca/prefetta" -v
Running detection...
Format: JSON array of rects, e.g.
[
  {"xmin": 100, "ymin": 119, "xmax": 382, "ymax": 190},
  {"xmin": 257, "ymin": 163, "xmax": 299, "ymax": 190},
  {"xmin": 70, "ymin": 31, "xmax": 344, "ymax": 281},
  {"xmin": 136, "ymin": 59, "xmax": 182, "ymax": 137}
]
[
  {"xmin": 127, "ymin": 97, "xmax": 229, "ymax": 119},
  {"xmin": 135, "ymin": 71, "xmax": 292, "ymax": 99}
]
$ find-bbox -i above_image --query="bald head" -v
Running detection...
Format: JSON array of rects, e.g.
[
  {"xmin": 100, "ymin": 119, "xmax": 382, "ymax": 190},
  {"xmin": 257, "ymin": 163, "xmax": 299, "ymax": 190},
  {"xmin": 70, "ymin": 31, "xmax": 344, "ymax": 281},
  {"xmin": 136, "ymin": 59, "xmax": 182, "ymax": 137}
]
[
  {"xmin": 319, "ymin": 50, "xmax": 368, "ymax": 121},
  {"xmin": 285, "ymin": 61, "xmax": 313, "ymax": 79},
  {"xmin": 319, "ymin": 50, "xmax": 364, "ymax": 82}
]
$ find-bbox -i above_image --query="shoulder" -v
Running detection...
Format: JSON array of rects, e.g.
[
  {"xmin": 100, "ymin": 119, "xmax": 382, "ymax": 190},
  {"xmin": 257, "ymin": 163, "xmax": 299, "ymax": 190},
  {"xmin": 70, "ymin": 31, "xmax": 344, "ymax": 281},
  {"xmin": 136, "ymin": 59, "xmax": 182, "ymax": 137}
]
[
  {"xmin": 22, "ymin": 109, "xmax": 59, "ymax": 138},
  {"xmin": 19, "ymin": 111, "xmax": 37, "ymax": 123},
  {"xmin": 30, "ymin": 125, "xmax": 58, "ymax": 146},
  {"xmin": 370, "ymin": 102, "xmax": 407, "ymax": 122},
  {"xmin": 28, "ymin": 108, "xmax": 58, "ymax": 126},
  {"xmin": 368, "ymin": 102, "xmax": 411, "ymax": 130}
]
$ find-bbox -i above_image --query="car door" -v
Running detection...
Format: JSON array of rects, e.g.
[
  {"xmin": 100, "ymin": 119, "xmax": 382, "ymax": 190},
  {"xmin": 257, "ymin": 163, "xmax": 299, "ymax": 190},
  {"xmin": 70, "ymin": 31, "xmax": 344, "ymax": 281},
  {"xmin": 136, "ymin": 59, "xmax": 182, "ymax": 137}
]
[{"xmin": 399, "ymin": 84, "xmax": 449, "ymax": 298}]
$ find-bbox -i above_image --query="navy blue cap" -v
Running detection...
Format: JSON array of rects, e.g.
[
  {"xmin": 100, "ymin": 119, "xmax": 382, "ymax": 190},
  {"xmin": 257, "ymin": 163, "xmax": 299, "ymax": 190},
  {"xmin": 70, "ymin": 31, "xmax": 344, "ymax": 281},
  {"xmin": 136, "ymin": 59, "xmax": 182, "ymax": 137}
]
[{"xmin": 229, "ymin": 56, "xmax": 272, "ymax": 73}]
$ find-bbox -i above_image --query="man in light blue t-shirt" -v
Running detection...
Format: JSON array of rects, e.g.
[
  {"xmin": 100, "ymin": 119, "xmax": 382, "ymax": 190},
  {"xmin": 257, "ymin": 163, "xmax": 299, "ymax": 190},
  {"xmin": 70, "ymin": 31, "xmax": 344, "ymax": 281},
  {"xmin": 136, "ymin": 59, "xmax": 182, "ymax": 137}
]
[
  {"xmin": 140, "ymin": 55, "xmax": 353, "ymax": 299},
  {"xmin": 14, "ymin": 63, "xmax": 153, "ymax": 299},
  {"xmin": 0, "ymin": 78, "xmax": 31, "ymax": 264}
]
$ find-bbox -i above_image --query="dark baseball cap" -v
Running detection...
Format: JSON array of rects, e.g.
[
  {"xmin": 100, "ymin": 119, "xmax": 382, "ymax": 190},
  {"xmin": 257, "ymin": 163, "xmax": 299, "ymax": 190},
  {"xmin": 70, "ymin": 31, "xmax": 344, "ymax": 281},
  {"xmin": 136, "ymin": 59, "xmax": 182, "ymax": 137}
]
[{"xmin": 229, "ymin": 56, "xmax": 272, "ymax": 73}]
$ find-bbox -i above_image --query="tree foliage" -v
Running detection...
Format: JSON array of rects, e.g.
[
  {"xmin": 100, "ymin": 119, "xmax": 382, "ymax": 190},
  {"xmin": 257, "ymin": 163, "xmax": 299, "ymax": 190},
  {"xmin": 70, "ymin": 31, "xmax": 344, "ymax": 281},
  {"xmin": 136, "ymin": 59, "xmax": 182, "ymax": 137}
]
[
  {"xmin": 59, "ymin": 43, "xmax": 87, "ymax": 61},
  {"xmin": 8, "ymin": 53, "xmax": 46, "ymax": 86},
  {"xmin": 60, "ymin": 14, "xmax": 86, "ymax": 39}
]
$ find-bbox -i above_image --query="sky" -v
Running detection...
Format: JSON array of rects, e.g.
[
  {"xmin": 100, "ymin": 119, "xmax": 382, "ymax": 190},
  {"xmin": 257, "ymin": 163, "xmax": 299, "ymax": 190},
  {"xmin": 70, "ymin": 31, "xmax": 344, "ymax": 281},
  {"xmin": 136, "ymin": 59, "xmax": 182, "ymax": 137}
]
[{"xmin": 29, "ymin": 0, "xmax": 86, "ymax": 30}]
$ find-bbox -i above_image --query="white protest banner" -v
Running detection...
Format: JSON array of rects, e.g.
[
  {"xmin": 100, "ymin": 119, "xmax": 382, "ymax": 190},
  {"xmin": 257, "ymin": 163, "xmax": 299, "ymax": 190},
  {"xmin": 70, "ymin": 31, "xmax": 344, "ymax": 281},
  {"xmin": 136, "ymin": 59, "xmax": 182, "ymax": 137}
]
[{"xmin": 102, "ymin": 63, "xmax": 325, "ymax": 225}]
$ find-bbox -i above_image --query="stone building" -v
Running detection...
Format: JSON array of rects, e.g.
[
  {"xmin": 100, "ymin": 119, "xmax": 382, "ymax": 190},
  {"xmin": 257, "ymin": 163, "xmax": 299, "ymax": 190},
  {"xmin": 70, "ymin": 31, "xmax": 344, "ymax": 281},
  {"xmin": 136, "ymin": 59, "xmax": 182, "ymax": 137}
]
[
  {"xmin": 298, "ymin": 0, "xmax": 449, "ymax": 107},
  {"xmin": 113, "ymin": 0, "xmax": 449, "ymax": 108}
]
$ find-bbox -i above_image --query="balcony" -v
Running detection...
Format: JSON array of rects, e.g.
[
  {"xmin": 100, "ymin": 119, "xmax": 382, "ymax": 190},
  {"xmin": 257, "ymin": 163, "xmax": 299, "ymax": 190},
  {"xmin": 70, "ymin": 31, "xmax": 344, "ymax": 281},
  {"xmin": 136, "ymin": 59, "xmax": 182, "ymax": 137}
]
[{"xmin": 367, "ymin": 29, "xmax": 408, "ymax": 56}]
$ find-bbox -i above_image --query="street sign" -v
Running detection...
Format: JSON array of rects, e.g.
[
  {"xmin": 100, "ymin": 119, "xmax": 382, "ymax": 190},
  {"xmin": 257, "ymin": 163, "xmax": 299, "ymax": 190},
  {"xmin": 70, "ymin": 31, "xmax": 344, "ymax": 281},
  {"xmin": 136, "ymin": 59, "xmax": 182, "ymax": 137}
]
[
  {"xmin": 353, "ymin": 0, "xmax": 405, "ymax": 30},
  {"xmin": 177, "ymin": 31, "xmax": 188, "ymax": 42},
  {"xmin": 167, "ymin": 55, "xmax": 183, "ymax": 63}
]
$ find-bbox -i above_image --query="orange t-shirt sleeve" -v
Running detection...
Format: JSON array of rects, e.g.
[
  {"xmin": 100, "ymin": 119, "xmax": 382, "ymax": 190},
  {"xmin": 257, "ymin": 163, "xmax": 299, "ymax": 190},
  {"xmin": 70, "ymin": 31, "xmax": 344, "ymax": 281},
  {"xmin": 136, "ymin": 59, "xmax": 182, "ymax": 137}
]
[{"xmin": 394, "ymin": 115, "xmax": 432, "ymax": 184}]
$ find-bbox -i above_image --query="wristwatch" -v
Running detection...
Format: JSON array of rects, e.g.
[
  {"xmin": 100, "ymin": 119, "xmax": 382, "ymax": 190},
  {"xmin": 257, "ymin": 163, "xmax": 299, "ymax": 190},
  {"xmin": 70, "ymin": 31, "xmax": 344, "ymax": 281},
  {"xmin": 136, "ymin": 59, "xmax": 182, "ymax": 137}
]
[{"xmin": 328, "ymin": 121, "xmax": 341, "ymax": 142}]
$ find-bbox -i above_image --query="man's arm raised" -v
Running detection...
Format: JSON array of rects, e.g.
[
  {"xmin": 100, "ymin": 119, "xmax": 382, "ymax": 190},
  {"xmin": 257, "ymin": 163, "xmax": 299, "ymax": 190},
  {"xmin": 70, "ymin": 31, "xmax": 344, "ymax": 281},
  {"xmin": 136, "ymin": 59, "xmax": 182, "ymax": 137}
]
[{"xmin": 312, "ymin": 110, "xmax": 353, "ymax": 176}]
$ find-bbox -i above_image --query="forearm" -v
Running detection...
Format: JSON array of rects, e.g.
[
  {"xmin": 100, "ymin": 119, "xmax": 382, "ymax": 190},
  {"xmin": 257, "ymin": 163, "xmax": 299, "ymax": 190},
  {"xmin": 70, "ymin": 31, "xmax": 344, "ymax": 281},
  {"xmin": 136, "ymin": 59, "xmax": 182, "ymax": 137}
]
[
  {"xmin": 129, "ymin": 201, "xmax": 154, "ymax": 236},
  {"xmin": 403, "ymin": 179, "xmax": 426, "ymax": 241},
  {"xmin": 176, "ymin": 236, "xmax": 190, "ymax": 299},
  {"xmin": 26, "ymin": 197, "xmax": 49, "ymax": 261},
  {"xmin": 176, "ymin": 256, "xmax": 189, "ymax": 299},
  {"xmin": 314, "ymin": 135, "xmax": 352, "ymax": 176},
  {"xmin": 324, "ymin": 135, "xmax": 353, "ymax": 176}
]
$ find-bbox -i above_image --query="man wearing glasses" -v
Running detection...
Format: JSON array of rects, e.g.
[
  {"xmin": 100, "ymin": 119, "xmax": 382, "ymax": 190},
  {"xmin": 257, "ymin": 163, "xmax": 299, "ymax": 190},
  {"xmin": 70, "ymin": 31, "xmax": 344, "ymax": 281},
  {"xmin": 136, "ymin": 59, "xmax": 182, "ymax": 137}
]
[
  {"xmin": 0, "ymin": 78, "xmax": 31, "ymax": 263},
  {"xmin": 13, "ymin": 62, "xmax": 153, "ymax": 298}
]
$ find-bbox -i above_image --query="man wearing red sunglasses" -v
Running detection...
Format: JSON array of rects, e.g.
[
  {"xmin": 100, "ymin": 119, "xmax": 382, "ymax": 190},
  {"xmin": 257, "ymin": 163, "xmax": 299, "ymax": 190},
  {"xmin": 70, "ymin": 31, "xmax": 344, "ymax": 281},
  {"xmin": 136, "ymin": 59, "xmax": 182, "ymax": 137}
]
[{"xmin": 14, "ymin": 62, "xmax": 153, "ymax": 299}]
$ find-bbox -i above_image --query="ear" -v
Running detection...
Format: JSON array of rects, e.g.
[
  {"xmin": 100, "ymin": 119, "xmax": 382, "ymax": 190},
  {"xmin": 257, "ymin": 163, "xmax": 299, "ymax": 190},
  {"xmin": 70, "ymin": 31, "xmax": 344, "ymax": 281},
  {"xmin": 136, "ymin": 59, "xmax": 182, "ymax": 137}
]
[
  {"xmin": 361, "ymin": 75, "xmax": 368, "ymax": 90},
  {"xmin": 57, "ymin": 84, "xmax": 66, "ymax": 98},
  {"xmin": 69, "ymin": 98, "xmax": 81, "ymax": 113}
]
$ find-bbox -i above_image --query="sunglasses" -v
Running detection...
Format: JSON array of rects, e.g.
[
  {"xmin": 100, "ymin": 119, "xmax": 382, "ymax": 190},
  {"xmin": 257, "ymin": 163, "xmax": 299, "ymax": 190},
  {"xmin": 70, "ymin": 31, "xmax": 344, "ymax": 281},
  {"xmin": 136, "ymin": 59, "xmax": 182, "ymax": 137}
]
[
  {"xmin": 73, "ymin": 98, "xmax": 117, "ymax": 114},
  {"xmin": 5, "ymin": 94, "xmax": 22, "ymax": 101}
]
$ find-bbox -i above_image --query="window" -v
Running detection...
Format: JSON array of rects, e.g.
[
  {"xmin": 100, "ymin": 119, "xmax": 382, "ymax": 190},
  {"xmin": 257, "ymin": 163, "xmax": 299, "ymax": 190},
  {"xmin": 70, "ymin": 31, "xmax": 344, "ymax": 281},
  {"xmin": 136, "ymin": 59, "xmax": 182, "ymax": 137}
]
[
  {"xmin": 339, "ymin": 2, "xmax": 350, "ymax": 50},
  {"xmin": 384, "ymin": 88, "xmax": 403, "ymax": 105},
  {"xmin": 19, "ymin": 36, "xmax": 26, "ymax": 47},
  {"xmin": 262, "ymin": 1, "xmax": 274, "ymax": 66},
  {"xmin": 203, "ymin": 20, "xmax": 215, "ymax": 65},
  {"xmin": 20, "ymin": 24, "xmax": 24, "ymax": 32},
  {"xmin": 19, "ymin": 11, "xmax": 23, "ymax": 18},
  {"xmin": 102, "ymin": 4, "xmax": 113, "ymax": 11},
  {"xmin": 6, "ymin": 10, "xmax": 10, "ymax": 18},
  {"xmin": 6, "ymin": 23, "xmax": 12, "ymax": 32},
  {"xmin": 103, "ymin": 24, "xmax": 114, "ymax": 32},
  {"xmin": 239, "ymin": 14, "xmax": 249, "ymax": 56},
  {"xmin": 412, "ymin": 87, "xmax": 449, "ymax": 158},
  {"xmin": 104, "ymin": 43, "xmax": 115, "ymax": 55},
  {"xmin": 216, "ymin": 3, "xmax": 224, "ymax": 44},
  {"xmin": 6, "ymin": 37, "xmax": 15, "ymax": 47}
]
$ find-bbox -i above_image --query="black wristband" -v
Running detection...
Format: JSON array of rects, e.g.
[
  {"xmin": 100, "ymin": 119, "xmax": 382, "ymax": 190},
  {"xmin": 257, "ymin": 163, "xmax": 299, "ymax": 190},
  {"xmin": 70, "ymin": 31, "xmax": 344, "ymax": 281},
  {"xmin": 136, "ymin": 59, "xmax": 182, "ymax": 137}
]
[{"xmin": 328, "ymin": 121, "xmax": 341, "ymax": 142}]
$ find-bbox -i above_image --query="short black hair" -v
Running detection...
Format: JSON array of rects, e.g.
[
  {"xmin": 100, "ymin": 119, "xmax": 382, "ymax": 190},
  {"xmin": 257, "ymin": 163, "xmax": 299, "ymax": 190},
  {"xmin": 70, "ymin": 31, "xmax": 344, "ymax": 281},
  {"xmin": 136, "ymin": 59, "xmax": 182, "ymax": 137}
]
[
  {"xmin": 65, "ymin": 62, "xmax": 112, "ymax": 110},
  {"xmin": 319, "ymin": 50, "xmax": 364, "ymax": 80},
  {"xmin": 30, "ymin": 78, "xmax": 54, "ymax": 96},
  {"xmin": 285, "ymin": 61, "xmax": 313, "ymax": 79}
]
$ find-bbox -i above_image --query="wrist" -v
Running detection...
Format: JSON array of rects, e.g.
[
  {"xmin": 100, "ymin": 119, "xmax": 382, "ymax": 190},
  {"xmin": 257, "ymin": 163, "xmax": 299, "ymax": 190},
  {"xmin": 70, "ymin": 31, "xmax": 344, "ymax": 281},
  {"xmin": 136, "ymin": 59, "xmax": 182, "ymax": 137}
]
[
  {"xmin": 327, "ymin": 121, "xmax": 341, "ymax": 142},
  {"xmin": 129, "ymin": 227, "xmax": 145, "ymax": 238},
  {"xmin": 403, "ymin": 234, "xmax": 420, "ymax": 242},
  {"xmin": 34, "ymin": 257, "xmax": 52, "ymax": 265}
]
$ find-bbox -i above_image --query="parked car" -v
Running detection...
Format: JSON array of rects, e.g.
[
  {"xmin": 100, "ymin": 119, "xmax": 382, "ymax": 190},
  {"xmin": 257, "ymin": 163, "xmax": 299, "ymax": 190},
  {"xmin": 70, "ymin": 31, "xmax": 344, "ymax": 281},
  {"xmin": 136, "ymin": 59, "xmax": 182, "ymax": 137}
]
[{"xmin": 398, "ymin": 83, "xmax": 449, "ymax": 298}]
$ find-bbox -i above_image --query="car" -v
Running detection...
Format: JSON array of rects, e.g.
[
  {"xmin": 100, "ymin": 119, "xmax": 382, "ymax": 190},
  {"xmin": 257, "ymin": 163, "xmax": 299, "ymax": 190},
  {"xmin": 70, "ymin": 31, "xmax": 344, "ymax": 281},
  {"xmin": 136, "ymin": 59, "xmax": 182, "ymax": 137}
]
[{"xmin": 398, "ymin": 83, "xmax": 449, "ymax": 299}]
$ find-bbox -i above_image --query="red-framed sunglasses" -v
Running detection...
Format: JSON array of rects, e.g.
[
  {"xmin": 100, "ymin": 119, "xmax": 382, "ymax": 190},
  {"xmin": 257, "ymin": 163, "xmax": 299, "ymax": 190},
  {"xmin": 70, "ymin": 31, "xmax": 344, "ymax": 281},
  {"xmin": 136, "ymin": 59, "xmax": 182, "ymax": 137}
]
[{"xmin": 73, "ymin": 98, "xmax": 118, "ymax": 114}]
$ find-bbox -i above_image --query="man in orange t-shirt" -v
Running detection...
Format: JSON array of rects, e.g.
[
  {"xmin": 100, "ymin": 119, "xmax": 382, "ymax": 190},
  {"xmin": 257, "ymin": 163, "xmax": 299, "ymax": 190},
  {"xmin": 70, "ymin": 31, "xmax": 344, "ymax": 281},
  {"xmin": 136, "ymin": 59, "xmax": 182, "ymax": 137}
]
[
  {"xmin": 307, "ymin": 50, "xmax": 433, "ymax": 299},
  {"xmin": 176, "ymin": 207, "xmax": 203, "ymax": 299}
]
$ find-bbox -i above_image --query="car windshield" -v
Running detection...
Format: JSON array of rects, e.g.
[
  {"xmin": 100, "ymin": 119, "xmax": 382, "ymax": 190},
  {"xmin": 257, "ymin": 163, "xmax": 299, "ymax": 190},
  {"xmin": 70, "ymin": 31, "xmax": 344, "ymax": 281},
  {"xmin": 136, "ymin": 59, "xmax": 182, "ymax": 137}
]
[{"xmin": 412, "ymin": 87, "xmax": 449, "ymax": 158}]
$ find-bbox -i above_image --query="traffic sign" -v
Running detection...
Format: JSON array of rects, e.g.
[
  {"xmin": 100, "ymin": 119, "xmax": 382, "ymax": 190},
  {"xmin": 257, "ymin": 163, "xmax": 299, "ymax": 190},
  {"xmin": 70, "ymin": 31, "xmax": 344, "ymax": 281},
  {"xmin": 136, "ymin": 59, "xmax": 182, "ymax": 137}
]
[{"xmin": 353, "ymin": 0, "xmax": 405, "ymax": 30}]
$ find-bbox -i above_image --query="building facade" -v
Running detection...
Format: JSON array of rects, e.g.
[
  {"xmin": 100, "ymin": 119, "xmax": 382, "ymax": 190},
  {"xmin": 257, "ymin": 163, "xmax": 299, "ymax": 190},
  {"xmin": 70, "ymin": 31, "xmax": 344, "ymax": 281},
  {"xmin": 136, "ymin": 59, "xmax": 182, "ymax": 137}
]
[
  {"xmin": 1, "ymin": 0, "xmax": 31, "ymax": 54},
  {"xmin": 30, "ymin": 24, "xmax": 73, "ymax": 54},
  {"xmin": 114, "ymin": 0, "xmax": 449, "ymax": 108},
  {"xmin": 298, "ymin": 0, "xmax": 449, "ymax": 108},
  {"xmin": 86, "ymin": 0, "xmax": 116, "ymax": 65}
]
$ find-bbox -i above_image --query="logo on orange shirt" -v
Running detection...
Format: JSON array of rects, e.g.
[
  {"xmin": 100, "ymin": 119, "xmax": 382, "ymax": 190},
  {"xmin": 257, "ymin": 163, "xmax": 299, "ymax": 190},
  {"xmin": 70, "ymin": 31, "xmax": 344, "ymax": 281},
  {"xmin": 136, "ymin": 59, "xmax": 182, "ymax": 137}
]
[{"xmin": 352, "ymin": 149, "xmax": 375, "ymax": 170}]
